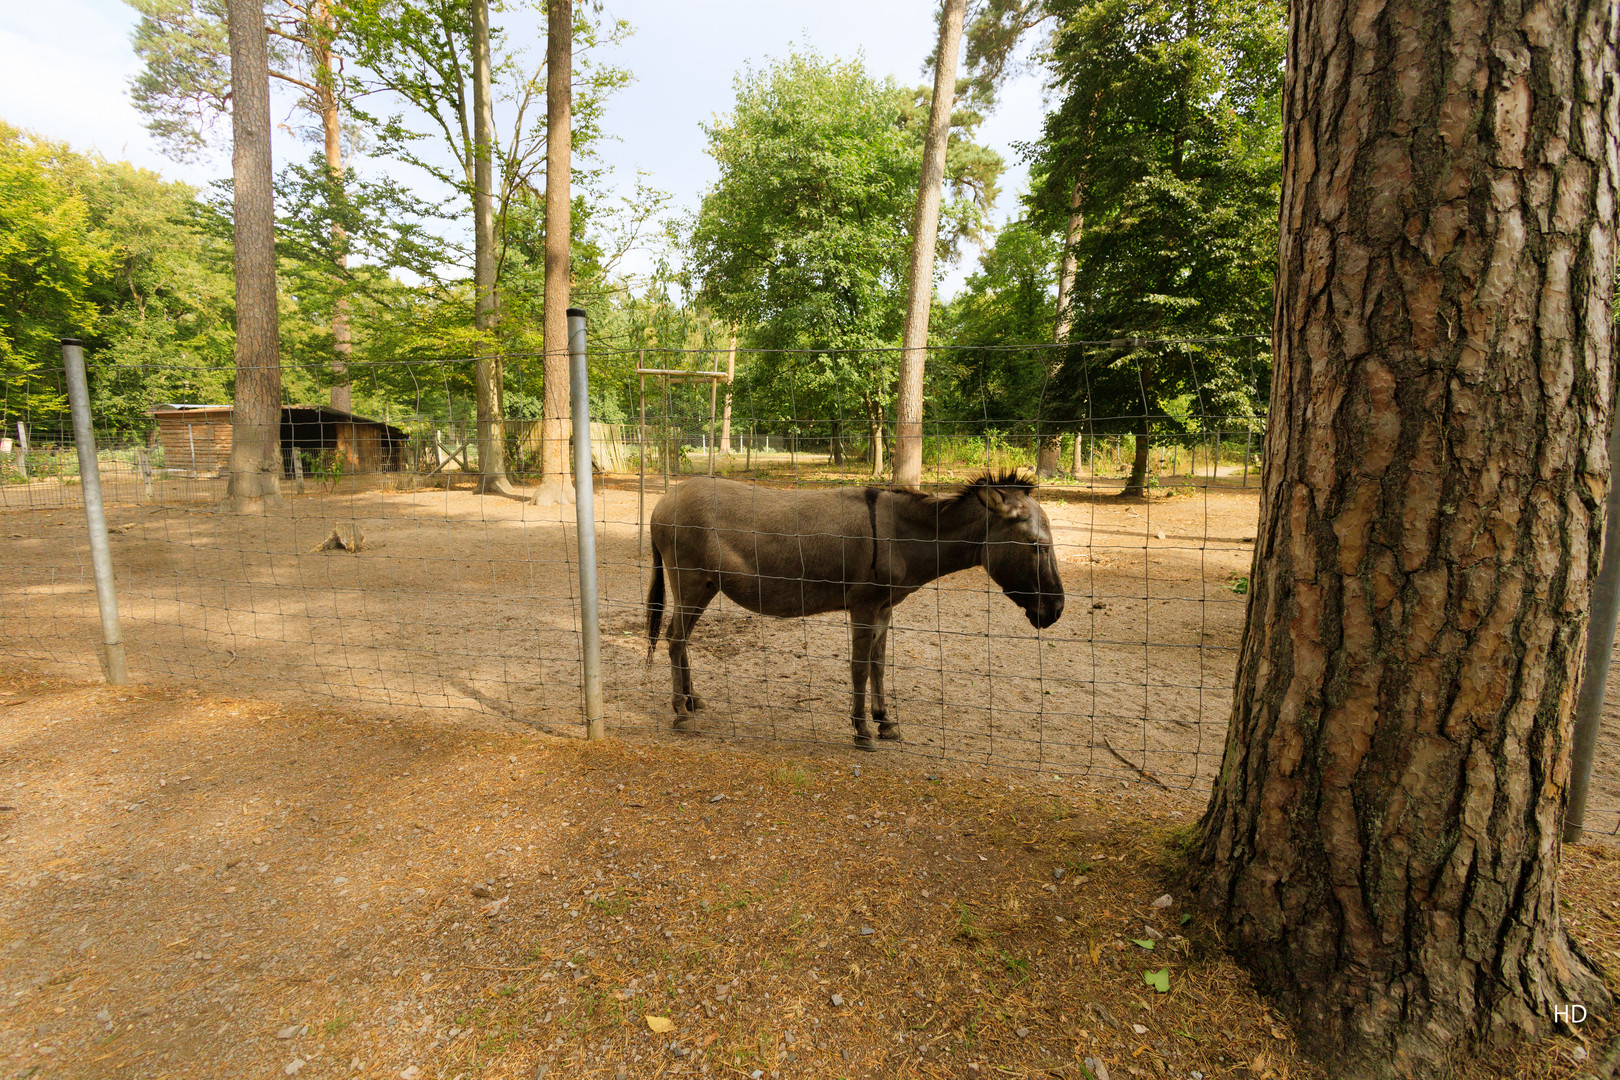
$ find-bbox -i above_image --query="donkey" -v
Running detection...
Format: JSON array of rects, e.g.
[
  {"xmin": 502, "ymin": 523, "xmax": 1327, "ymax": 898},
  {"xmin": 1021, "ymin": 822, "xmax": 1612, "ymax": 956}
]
[{"xmin": 644, "ymin": 472, "xmax": 1065, "ymax": 748}]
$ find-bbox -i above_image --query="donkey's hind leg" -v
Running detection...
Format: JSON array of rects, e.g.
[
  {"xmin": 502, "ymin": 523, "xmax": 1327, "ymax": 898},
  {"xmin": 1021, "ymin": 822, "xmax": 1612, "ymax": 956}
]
[{"xmin": 667, "ymin": 569, "xmax": 718, "ymax": 730}]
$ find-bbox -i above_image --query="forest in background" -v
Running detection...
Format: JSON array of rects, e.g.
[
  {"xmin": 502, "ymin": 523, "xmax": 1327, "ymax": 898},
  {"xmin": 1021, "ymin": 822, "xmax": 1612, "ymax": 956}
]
[{"xmin": 0, "ymin": 0, "xmax": 1282, "ymax": 466}]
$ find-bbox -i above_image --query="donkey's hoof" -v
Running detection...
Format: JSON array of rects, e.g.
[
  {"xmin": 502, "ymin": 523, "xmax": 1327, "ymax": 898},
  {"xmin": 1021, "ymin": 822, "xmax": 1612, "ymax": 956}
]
[
  {"xmin": 852, "ymin": 734, "xmax": 879, "ymax": 753},
  {"xmin": 878, "ymin": 723, "xmax": 903, "ymax": 742},
  {"xmin": 672, "ymin": 716, "xmax": 700, "ymax": 733},
  {"xmin": 687, "ymin": 694, "xmax": 708, "ymax": 712}
]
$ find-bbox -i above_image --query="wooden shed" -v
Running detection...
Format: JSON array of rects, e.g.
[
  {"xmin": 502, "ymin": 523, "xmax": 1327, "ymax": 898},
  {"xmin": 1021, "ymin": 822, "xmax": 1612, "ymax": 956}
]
[{"xmin": 150, "ymin": 404, "xmax": 408, "ymax": 477}]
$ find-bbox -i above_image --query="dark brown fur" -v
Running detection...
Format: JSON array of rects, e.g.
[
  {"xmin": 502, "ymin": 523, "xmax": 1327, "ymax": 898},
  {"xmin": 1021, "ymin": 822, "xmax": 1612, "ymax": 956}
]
[{"xmin": 644, "ymin": 473, "xmax": 1064, "ymax": 747}]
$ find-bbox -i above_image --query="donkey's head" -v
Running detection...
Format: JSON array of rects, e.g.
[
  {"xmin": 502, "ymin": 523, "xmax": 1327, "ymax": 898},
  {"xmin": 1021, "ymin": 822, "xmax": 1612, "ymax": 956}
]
[{"xmin": 969, "ymin": 473, "xmax": 1066, "ymax": 629}]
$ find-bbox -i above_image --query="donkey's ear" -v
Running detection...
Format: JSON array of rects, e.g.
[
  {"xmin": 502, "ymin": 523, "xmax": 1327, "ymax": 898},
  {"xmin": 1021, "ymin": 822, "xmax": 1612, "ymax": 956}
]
[{"xmin": 975, "ymin": 483, "xmax": 1009, "ymax": 516}]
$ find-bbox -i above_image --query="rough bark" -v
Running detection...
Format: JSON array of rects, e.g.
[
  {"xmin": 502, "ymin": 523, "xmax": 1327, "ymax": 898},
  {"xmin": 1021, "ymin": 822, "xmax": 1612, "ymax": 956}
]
[
  {"xmin": 532, "ymin": 0, "xmax": 575, "ymax": 506},
  {"xmin": 893, "ymin": 0, "xmax": 966, "ymax": 489},
  {"xmin": 1198, "ymin": 0, "xmax": 1619, "ymax": 1076},
  {"xmin": 470, "ymin": 0, "xmax": 517, "ymax": 498},
  {"xmin": 223, "ymin": 0, "xmax": 283, "ymax": 511}
]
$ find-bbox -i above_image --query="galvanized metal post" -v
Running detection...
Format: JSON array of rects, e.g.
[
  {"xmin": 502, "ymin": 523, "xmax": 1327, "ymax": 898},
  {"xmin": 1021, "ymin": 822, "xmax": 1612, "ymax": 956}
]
[
  {"xmin": 60, "ymin": 339, "xmax": 127, "ymax": 685},
  {"xmin": 1566, "ymin": 407, "xmax": 1620, "ymax": 843},
  {"xmin": 568, "ymin": 310, "xmax": 605, "ymax": 740}
]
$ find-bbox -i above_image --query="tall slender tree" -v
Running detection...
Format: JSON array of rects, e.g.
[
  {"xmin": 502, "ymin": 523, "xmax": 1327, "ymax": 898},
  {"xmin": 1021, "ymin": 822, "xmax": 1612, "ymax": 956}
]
[
  {"xmin": 469, "ymin": 0, "xmax": 517, "ymax": 496},
  {"xmin": 222, "ymin": 0, "xmax": 283, "ymax": 510},
  {"xmin": 893, "ymin": 0, "xmax": 966, "ymax": 489},
  {"xmin": 1199, "ymin": 0, "xmax": 1619, "ymax": 1076},
  {"xmin": 532, "ymin": 0, "xmax": 574, "ymax": 505}
]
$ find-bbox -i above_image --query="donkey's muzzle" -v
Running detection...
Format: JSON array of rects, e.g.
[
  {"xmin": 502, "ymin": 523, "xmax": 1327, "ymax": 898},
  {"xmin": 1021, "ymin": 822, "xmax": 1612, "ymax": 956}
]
[{"xmin": 1009, "ymin": 591, "xmax": 1064, "ymax": 629}]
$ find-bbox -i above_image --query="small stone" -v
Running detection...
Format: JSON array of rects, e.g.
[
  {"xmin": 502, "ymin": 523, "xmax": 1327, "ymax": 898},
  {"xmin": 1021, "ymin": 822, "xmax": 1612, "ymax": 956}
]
[
  {"xmin": 1052, "ymin": 867, "xmax": 1066, "ymax": 881},
  {"xmin": 471, "ymin": 884, "xmax": 493, "ymax": 898},
  {"xmin": 709, "ymin": 793, "xmax": 726, "ymax": 803},
  {"xmin": 96, "ymin": 1008, "xmax": 111, "ymax": 1024},
  {"xmin": 1155, "ymin": 530, "xmax": 1165, "ymax": 540},
  {"xmin": 1131, "ymin": 1022, "xmax": 1149, "ymax": 1035},
  {"xmin": 224, "ymin": 856, "xmax": 243, "ymax": 869},
  {"xmin": 284, "ymin": 1060, "xmax": 305, "ymax": 1076},
  {"xmin": 830, "ymin": 993, "xmax": 844, "ymax": 1007},
  {"xmin": 1150, "ymin": 893, "xmax": 1173, "ymax": 908},
  {"xmin": 333, "ymin": 876, "xmax": 349, "ymax": 886},
  {"xmin": 752, "ymin": 1072, "xmax": 764, "ymax": 1079},
  {"xmin": 1084, "ymin": 1057, "xmax": 1111, "ymax": 1080},
  {"xmin": 277, "ymin": 1025, "xmax": 300, "ymax": 1040},
  {"xmin": 1144, "ymin": 925, "xmax": 1163, "ymax": 940},
  {"xmin": 852, "ymin": 767, "xmax": 861, "ymax": 778},
  {"xmin": 859, "ymin": 926, "xmax": 874, "ymax": 936},
  {"xmin": 1075, "ymin": 875, "xmax": 1089, "ymax": 884},
  {"xmin": 400, "ymin": 1068, "xmax": 420, "ymax": 1080},
  {"xmin": 1016, "ymin": 1026, "xmax": 1030, "ymax": 1037}
]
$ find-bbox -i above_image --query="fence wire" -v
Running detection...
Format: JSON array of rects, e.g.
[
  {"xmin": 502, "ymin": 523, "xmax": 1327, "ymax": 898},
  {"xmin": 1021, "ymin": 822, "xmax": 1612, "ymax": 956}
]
[{"xmin": 4, "ymin": 339, "xmax": 1619, "ymax": 835}]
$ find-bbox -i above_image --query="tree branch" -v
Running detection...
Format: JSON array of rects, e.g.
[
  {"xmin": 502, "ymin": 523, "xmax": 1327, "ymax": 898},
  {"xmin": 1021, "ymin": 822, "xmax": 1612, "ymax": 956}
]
[{"xmin": 270, "ymin": 69, "xmax": 321, "ymax": 94}]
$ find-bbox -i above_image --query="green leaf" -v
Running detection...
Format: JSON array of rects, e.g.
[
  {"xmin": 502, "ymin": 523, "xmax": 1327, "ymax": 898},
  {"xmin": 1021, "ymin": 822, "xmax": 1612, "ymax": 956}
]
[
  {"xmin": 1144, "ymin": 968, "xmax": 1170, "ymax": 993},
  {"xmin": 1131, "ymin": 938, "xmax": 1155, "ymax": 950},
  {"xmin": 1179, "ymin": 912, "xmax": 1192, "ymax": 926}
]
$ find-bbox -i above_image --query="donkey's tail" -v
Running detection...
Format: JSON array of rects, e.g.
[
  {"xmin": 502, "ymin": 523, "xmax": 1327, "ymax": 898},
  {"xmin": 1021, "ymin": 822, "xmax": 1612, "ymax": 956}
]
[{"xmin": 646, "ymin": 540, "xmax": 666, "ymax": 663}]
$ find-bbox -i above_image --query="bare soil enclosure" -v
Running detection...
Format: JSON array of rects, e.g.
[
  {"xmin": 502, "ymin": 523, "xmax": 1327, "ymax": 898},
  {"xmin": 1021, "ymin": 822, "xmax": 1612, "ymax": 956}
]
[
  {"xmin": 5, "ymin": 470, "xmax": 1620, "ymax": 834},
  {"xmin": 0, "ymin": 670, "xmax": 1613, "ymax": 1080}
]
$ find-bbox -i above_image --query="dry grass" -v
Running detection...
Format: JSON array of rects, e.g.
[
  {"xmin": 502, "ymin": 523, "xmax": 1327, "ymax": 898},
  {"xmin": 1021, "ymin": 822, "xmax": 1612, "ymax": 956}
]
[{"xmin": 0, "ymin": 669, "xmax": 1611, "ymax": 1080}]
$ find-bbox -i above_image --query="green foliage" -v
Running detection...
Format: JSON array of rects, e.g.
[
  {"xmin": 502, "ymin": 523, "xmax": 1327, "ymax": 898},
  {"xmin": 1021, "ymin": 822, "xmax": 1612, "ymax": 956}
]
[
  {"xmin": 1023, "ymin": 0, "xmax": 1283, "ymax": 429},
  {"xmin": 692, "ymin": 49, "xmax": 1003, "ymax": 438},
  {"xmin": 0, "ymin": 124, "xmax": 106, "ymax": 422}
]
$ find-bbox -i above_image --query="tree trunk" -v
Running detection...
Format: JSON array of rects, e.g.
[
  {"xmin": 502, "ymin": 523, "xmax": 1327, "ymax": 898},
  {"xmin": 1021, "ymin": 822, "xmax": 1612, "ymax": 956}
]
[
  {"xmin": 1053, "ymin": 180, "xmax": 1082, "ymax": 342},
  {"xmin": 470, "ymin": 0, "xmax": 516, "ymax": 498},
  {"xmin": 1119, "ymin": 422, "xmax": 1150, "ymax": 498},
  {"xmin": 1035, "ymin": 435, "xmax": 1061, "ymax": 478},
  {"xmin": 532, "ymin": 0, "xmax": 575, "ymax": 506},
  {"xmin": 312, "ymin": 0, "xmax": 351, "ymax": 415},
  {"xmin": 223, "ymin": 0, "xmax": 282, "ymax": 511},
  {"xmin": 719, "ymin": 333, "xmax": 735, "ymax": 452},
  {"xmin": 1197, "ymin": 1, "xmax": 1618, "ymax": 1076},
  {"xmin": 867, "ymin": 397, "xmax": 885, "ymax": 477},
  {"xmin": 892, "ymin": 0, "xmax": 965, "ymax": 489}
]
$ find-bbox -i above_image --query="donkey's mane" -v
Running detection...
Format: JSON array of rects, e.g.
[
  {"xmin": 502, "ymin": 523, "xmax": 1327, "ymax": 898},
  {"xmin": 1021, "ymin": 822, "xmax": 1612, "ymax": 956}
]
[{"xmin": 882, "ymin": 470, "xmax": 1037, "ymax": 509}]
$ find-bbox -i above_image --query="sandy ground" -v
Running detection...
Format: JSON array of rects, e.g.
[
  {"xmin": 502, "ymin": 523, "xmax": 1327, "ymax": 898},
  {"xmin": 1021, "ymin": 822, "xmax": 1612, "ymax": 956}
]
[
  {"xmin": 3, "ymin": 472, "xmax": 1256, "ymax": 786},
  {"xmin": 0, "ymin": 669, "xmax": 1614, "ymax": 1080},
  {"xmin": 4, "ymin": 467, "xmax": 1620, "ymax": 837}
]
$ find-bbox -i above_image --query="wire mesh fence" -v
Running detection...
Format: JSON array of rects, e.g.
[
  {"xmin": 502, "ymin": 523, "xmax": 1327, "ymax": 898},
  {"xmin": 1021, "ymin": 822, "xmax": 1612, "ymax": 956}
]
[{"xmin": 6, "ymin": 337, "xmax": 1620, "ymax": 834}]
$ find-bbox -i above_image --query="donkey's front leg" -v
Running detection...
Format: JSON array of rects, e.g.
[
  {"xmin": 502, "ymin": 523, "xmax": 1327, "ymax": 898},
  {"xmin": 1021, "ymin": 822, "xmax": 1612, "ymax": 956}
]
[
  {"xmin": 871, "ymin": 608, "xmax": 900, "ymax": 741},
  {"xmin": 868, "ymin": 606, "xmax": 901, "ymax": 742},
  {"xmin": 848, "ymin": 608, "xmax": 876, "ymax": 749}
]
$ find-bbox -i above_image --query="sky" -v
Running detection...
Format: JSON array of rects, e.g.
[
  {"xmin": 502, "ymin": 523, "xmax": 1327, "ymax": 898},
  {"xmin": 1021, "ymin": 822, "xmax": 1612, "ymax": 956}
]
[{"xmin": 0, "ymin": 0, "xmax": 1050, "ymax": 297}]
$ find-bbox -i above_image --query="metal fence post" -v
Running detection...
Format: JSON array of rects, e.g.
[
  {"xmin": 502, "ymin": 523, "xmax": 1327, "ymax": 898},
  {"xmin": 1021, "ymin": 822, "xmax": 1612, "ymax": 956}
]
[
  {"xmin": 568, "ymin": 309, "xmax": 605, "ymax": 741},
  {"xmin": 61, "ymin": 339, "xmax": 128, "ymax": 686},
  {"xmin": 1566, "ymin": 407, "xmax": 1620, "ymax": 843}
]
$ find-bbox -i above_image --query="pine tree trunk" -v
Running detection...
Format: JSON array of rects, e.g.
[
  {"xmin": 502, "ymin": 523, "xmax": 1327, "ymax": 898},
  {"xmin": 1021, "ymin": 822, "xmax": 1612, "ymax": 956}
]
[
  {"xmin": 313, "ymin": 0, "xmax": 351, "ymax": 415},
  {"xmin": 892, "ymin": 0, "xmax": 965, "ymax": 489},
  {"xmin": 470, "ymin": 0, "xmax": 515, "ymax": 497},
  {"xmin": 1198, "ymin": 1, "xmax": 1619, "ymax": 1076},
  {"xmin": 1119, "ymin": 421, "xmax": 1150, "ymax": 498},
  {"xmin": 533, "ymin": 0, "xmax": 575, "ymax": 506},
  {"xmin": 223, "ymin": 0, "xmax": 282, "ymax": 511}
]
